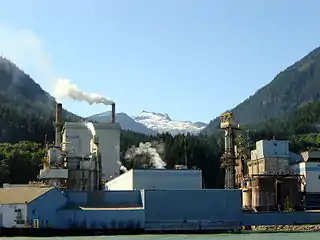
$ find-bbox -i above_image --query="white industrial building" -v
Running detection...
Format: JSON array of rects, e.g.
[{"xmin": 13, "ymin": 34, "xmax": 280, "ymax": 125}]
[
  {"xmin": 62, "ymin": 121, "xmax": 121, "ymax": 182},
  {"xmin": 105, "ymin": 169, "xmax": 203, "ymax": 191},
  {"xmin": 291, "ymin": 151, "xmax": 320, "ymax": 193}
]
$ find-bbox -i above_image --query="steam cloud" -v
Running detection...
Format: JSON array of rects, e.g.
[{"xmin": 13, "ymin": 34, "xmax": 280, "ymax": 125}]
[
  {"xmin": 54, "ymin": 78, "xmax": 114, "ymax": 105},
  {"xmin": 125, "ymin": 142, "xmax": 166, "ymax": 169},
  {"xmin": 85, "ymin": 121, "xmax": 96, "ymax": 136},
  {"xmin": 117, "ymin": 161, "xmax": 128, "ymax": 173},
  {"xmin": 0, "ymin": 25, "xmax": 114, "ymax": 106}
]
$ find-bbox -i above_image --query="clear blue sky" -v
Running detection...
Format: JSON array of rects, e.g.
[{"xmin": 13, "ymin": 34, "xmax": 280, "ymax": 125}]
[{"xmin": 0, "ymin": 0, "xmax": 320, "ymax": 123}]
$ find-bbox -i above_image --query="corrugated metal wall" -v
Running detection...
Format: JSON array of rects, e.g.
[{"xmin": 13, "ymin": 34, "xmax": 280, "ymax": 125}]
[
  {"xmin": 66, "ymin": 190, "xmax": 142, "ymax": 208},
  {"xmin": 87, "ymin": 191, "xmax": 142, "ymax": 207},
  {"xmin": 133, "ymin": 170, "xmax": 202, "ymax": 190},
  {"xmin": 57, "ymin": 209, "xmax": 145, "ymax": 229},
  {"xmin": 143, "ymin": 189, "xmax": 242, "ymax": 230},
  {"xmin": 27, "ymin": 188, "xmax": 68, "ymax": 229},
  {"xmin": 144, "ymin": 189, "xmax": 241, "ymax": 220}
]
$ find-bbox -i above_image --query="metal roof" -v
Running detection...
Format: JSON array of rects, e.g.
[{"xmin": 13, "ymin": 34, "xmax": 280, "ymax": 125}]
[
  {"xmin": 39, "ymin": 168, "xmax": 68, "ymax": 179},
  {"xmin": 289, "ymin": 152, "xmax": 304, "ymax": 165},
  {"xmin": 62, "ymin": 122, "xmax": 121, "ymax": 131},
  {"xmin": 0, "ymin": 186, "xmax": 54, "ymax": 204}
]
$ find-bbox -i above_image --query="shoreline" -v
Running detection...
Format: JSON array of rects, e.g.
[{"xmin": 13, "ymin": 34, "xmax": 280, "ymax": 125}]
[
  {"xmin": 249, "ymin": 225, "xmax": 320, "ymax": 232},
  {"xmin": 1, "ymin": 225, "xmax": 320, "ymax": 237}
]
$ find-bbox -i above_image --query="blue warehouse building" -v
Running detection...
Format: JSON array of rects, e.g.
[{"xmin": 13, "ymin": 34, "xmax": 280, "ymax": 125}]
[
  {"xmin": 0, "ymin": 173, "xmax": 244, "ymax": 232},
  {"xmin": 2, "ymin": 168, "xmax": 320, "ymax": 234},
  {"xmin": 0, "ymin": 186, "xmax": 67, "ymax": 229}
]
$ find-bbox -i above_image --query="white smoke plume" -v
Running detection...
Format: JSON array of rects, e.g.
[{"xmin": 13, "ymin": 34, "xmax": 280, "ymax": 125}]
[
  {"xmin": 84, "ymin": 121, "xmax": 96, "ymax": 136},
  {"xmin": 114, "ymin": 144, "xmax": 127, "ymax": 172},
  {"xmin": 117, "ymin": 160, "xmax": 128, "ymax": 173},
  {"xmin": 0, "ymin": 24, "xmax": 111, "ymax": 107},
  {"xmin": 54, "ymin": 78, "xmax": 114, "ymax": 105},
  {"xmin": 125, "ymin": 142, "xmax": 166, "ymax": 169}
]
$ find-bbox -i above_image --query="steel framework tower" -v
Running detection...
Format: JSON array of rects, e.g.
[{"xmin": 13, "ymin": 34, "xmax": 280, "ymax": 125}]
[{"xmin": 220, "ymin": 112, "xmax": 240, "ymax": 189}]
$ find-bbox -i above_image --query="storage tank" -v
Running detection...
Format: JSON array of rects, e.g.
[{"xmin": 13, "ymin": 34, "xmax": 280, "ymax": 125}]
[{"xmin": 242, "ymin": 188, "xmax": 252, "ymax": 209}]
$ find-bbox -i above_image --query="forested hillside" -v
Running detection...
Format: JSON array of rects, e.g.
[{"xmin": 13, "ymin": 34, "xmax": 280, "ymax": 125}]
[
  {"xmin": 249, "ymin": 100, "xmax": 320, "ymax": 152},
  {"xmin": 203, "ymin": 46, "xmax": 320, "ymax": 135},
  {"xmin": 0, "ymin": 57, "xmax": 81, "ymax": 143}
]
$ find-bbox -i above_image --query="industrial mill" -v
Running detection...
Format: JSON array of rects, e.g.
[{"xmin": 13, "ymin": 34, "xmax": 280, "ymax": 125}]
[
  {"xmin": 1, "ymin": 103, "xmax": 320, "ymax": 235},
  {"xmin": 39, "ymin": 103, "xmax": 120, "ymax": 190},
  {"xmin": 219, "ymin": 112, "xmax": 320, "ymax": 211}
]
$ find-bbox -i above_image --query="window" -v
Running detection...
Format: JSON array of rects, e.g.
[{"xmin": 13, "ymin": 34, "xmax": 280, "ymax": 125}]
[
  {"xmin": 14, "ymin": 208, "xmax": 25, "ymax": 225},
  {"xmin": 318, "ymin": 175, "xmax": 320, "ymax": 180}
]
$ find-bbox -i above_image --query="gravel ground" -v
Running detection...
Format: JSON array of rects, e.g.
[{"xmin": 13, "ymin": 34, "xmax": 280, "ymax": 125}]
[{"xmin": 252, "ymin": 225, "xmax": 320, "ymax": 232}]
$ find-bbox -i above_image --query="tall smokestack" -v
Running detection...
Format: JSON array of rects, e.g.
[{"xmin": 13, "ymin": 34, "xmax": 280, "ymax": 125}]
[
  {"xmin": 111, "ymin": 103, "xmax": 115, "ymax": 123},
  {"xmin": 55, "ymin": 103, "xmax": 63, "ymax": 147}
]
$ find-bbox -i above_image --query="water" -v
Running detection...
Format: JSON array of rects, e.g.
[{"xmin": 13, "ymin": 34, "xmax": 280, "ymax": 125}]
[{"xmin": 3, "ymin": 232, "xmax": 320, "ymax": 240}]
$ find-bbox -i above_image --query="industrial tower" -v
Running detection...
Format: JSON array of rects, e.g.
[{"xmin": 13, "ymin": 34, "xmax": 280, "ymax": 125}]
[{"xmin": 220, "ymin": 112, "xmax": 240, "ymax": 189}]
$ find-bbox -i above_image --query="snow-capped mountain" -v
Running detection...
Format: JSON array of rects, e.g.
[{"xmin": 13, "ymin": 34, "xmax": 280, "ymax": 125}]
[
  {"xmin": 87, "ymin": 111, "xmax": 207, "ymax": 135},
  {"xmin": 86, "ymin": 111, "xmax": 156, "ymax": 135},
  {"xmin": 134, "ymin": 111, "xmax": 207, "ymax": 135}
]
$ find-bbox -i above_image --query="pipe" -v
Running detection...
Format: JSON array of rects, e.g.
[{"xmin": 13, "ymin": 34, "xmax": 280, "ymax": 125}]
[
  {"xmin": 55, "ymin": 103, "xmax": 62, "ymax": 147},
  {"xmin": 111, "ymin": 103, "xmax": 115, "ymax": 123}
]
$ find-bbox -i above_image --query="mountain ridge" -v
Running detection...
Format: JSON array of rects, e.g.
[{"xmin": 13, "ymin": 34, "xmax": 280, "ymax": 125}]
[
  {"xmin": 86, "ymin": 111, "xmax": 156, "ymax": 135},
  {"xmin": 134, "ymin": 111, "xmax": 207, "ymax": 135},
  {"xmin": 87, "ymin": 110, "xmax": 207, "ymax": 135},
  {"xmin": 202, "ymin": 46, "xmax": 320, "ymax": 134}
]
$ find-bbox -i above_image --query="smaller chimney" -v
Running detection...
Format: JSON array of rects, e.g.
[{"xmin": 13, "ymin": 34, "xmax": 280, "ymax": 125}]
[
  {"xmin": 111, "ymin": 103, "xmax": 115, "ymax": 123},
  {"xmin": 55, "ymin": 103, "xmax": 63, "ymax": 146}
]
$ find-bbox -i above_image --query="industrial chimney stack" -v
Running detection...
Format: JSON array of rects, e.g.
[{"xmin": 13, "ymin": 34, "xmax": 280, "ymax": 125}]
[
  {"xmin": 111, "ymin": 103, "xmax": 115, "ymax": 123},
  {"xmin": 55, "ymin": 103, "xmax": 63, "ymax": 147}
]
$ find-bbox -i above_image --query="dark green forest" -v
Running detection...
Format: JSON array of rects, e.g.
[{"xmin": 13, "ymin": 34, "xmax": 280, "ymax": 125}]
[{"xmin": 1, "ymin": 45, "xmax": 320, "ymax": 189}]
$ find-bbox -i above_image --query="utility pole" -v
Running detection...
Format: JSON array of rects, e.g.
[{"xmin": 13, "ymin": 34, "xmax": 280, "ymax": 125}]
[{"xmin": 184, "ymin": 135, "xmax": 188, "ymax": 167}]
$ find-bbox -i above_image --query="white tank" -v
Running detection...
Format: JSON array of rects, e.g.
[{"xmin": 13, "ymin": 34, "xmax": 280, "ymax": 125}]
[{"xmin": 242, "ymin": 188, "xmax": 252, "ymax": 208}]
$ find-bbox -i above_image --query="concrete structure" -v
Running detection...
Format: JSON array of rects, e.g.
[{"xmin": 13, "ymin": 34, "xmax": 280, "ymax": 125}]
[
  {"xmin": 241, "ymin": 140, "xmax": 302, "ymax": 211},
  {"xmin": 61, "ymin": 121, "xmax": 121, "ymax": 182},
  {"xmin": 248, "ymin": 140, "xmax": 290, "ymax": 175},
  {"xmin": 105, "ymin": 169, "xmax": 202, "ymax": 191}
]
